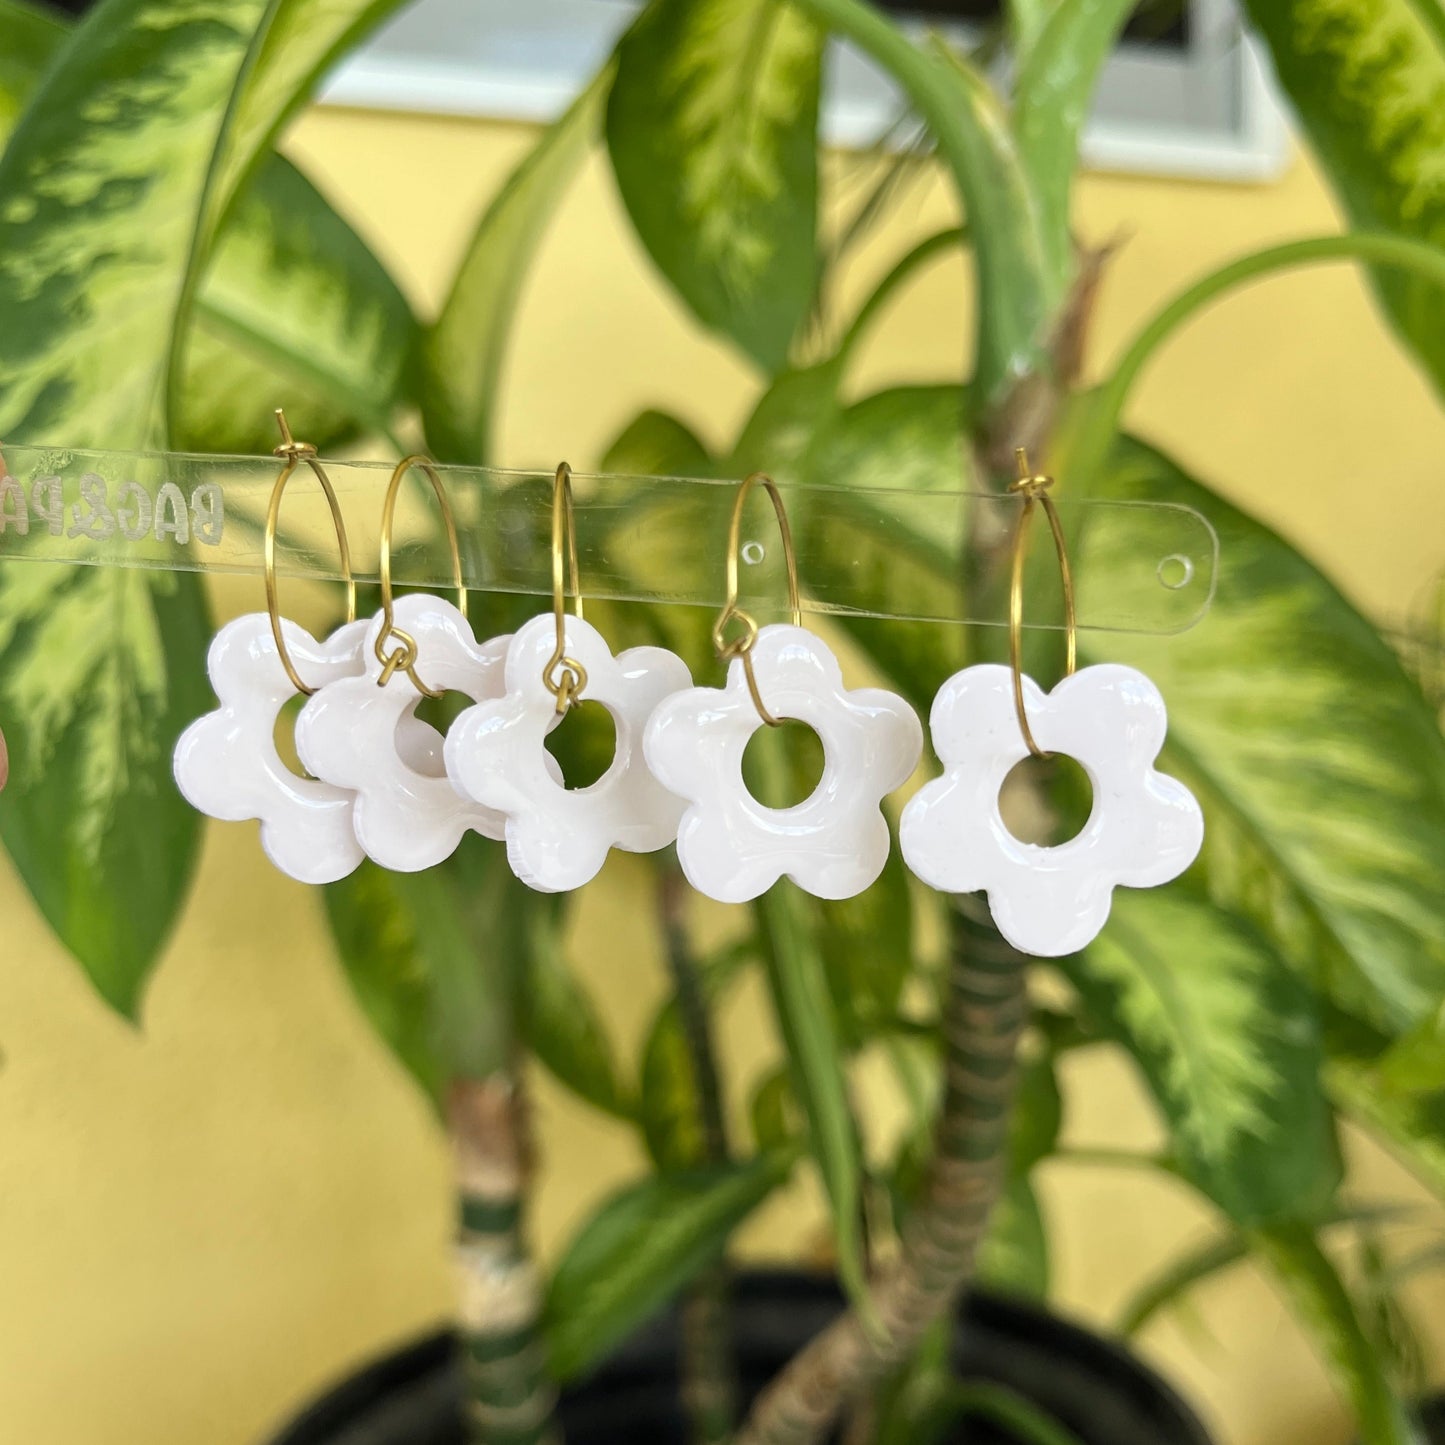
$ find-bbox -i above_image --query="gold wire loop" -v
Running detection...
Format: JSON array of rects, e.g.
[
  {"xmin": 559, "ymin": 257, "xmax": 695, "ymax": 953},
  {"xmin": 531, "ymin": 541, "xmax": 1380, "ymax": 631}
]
[
  {"xmin": 543, "ymin": 463, "xmax": 588, "ymax": 715},
  {"xmin": 375, "ymin": 454, "xmax": 466, "ymax": 699},
  {"xmin": 1008, "ymin": 446, "xmax": 1077, "ymax": 759},
  {"xmin": 711, "ymin": 473, "xmax": 803, "ymax": 728},
  {"xmin": 264, "ymin": 409, "xmax": 356, "ymax": 695}
]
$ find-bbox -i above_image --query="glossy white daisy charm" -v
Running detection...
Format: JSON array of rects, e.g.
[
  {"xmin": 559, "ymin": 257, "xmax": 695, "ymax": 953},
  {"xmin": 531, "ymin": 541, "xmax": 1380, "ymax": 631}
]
[
  {"xmin": 445, "ymin": 613, "xmax": 690, "ymax": 892},
  {"xmin": 174, "ymin": 613, "xmax": 371, "ymax": 885},
  {"xmin": 295, "ymin": 594, "xmax": 511, "ymax": 872},
  {"xmin": 645, "ymin": 624, "xmax": 922, "ymax": 903},
  {"xmin": 900, "ymin": 662, "xmax": 1203, "ymax": 957}
]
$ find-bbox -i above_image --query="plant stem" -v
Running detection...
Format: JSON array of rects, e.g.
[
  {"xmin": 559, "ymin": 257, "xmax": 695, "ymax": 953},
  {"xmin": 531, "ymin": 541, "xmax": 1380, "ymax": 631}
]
[
  {"xmin": 1069, "ymin": 232, "xmax": 1445, "ymax": 483},
  {"xmin": 660, "ymin": 862, "xmax": 739, "ymax": 1445},
  {"xmin": 450, "ymin": 1075, "xmax": 558, "ymax": 1445},
  {"xmin": 734, "ymin": 900, "xmax": 1030, "ymax": 1445}
]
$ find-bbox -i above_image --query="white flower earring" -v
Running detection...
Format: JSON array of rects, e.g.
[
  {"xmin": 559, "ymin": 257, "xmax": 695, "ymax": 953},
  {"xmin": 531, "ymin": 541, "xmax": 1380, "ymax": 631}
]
[
  {"xmin": 644, "ymin": 473, "xmax": 922, "ymax": 903},
  {"xmin": 295, "ymin": 454, "xmax": 513, "ymax": 873},
  {"xmin": 174, "ymin": 411, "xmax": 370, "ymax": 884},
  {"xmin": 900, "ymin": 450, "xmax": 1203, "ymax": 956},
  {"xmin": 445, "ymin": 463, "xmax": 690, "ymax": 892}
]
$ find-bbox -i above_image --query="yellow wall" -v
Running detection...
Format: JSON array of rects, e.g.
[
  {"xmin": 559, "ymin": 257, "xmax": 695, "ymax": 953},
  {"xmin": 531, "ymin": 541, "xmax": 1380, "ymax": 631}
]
[{"xmin": 0, "ymin": 100, "xmax": 1442, "ymax": 1445}]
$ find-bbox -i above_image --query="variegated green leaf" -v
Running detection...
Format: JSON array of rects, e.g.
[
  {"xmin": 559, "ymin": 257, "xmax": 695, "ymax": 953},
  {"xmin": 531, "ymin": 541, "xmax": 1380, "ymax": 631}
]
[
  {"xmin": 1254, "ymin": 1224, "xmax": 1424, "ymax": 1445},
  {"xmin": 0, "ymin": 560, "xmax": 210, "ymax": 1015},
  {"xmin": 1241, "ymin": 0, "xmax": 1445, "ymax": 397},
  {"xmin": 0, "ymin": 3, "xmax": 418, "ymax": 457},
  {"xmin": 178, "ymin": 154, "xmax": 418, "ymax": 454},
  {"xmin": 1065, "ymin": 890, "xmax": 1341, "ymax": 1225},
  {"xmin": 0, "ymin": 0, "xmax": 405, "ymax": 450},
  {"xmin": 1082, "ymin": 437, "xmax": 1445, "ymax": 1030},
  {"xmin": 0, "ymin": 0, "xmax": 409, "ymax": 1009},
  {"xmin": 545, "ymin": 1153, "xmax": 794, "ymax": 1380},
  {"xmin": 1013, "ymin": 0, "xmax": 1136, "ymax": 286},
  {"xmin": 0, "ymin": 0, "xmax": 63, "ymax": 141},
  {"xmin": 424, "ymin": 66, "xmax": 606, "ymax": 464},
  {"xmin": 607, "ymin": 0, "xmax": 823, "ymax": 373}
]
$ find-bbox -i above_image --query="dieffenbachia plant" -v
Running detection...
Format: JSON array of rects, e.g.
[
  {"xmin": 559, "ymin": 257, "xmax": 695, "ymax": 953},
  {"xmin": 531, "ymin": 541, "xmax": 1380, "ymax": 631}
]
[{"xmin": 1, "ymin": 0, "xmax": 1444, "ymax": 1442}]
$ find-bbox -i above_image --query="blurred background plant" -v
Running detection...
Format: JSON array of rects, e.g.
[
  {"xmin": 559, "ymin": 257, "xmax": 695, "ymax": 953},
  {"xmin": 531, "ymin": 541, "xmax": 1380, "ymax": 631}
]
[{"xmin": 1, "ymin": 0, "xmax": 1445, "ymax": 1442}]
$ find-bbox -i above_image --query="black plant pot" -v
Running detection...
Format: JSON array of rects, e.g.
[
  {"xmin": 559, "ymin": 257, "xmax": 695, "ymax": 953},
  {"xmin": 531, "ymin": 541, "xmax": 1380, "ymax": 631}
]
[{"xmin": 273, "ymin": 1272, "xmax": 1213, "ymax": 1445}]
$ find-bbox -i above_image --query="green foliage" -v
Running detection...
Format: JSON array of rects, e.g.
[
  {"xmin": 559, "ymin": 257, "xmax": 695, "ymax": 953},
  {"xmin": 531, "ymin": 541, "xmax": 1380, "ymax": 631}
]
[
  {"xmin": 1255, "ymin": 1224, "xmax": 1427, "ymax": 1445},
  {"xmin": 757, "ymin": 879, "xmax": 872, "ymax": 1316},
  {"xmin": 178, "ymin": 154, "xmax": 419, "ymax": 454},
  {"xmin": 544, "ymin": 1152, "xmax": 795, "ymax": 1380},
  {"xmin": 1012, "ymin": 0, "xmax": 1138, "ymax": 286},
  {"xmin": 1068, "ymin": 889, "xmax": 1342, "ymax": 1224},
  {"xmin": 0, "ymin": 565, "xmax": 211, "ymax": 1016},
  {"xmin": 1082, "ymin": 438, "xmax": 1445, "ymax": 1033},
  {"xmin": 324, "ymin": 836, "xmax": 528, "ymax": 1093},
  {"xmin": 5, "ymin": 0, "xmax": 1445, "ymax": 1433},
  {"xmin": 0, "ymin": 0, "xmax": 411, "ymax": 1010},
  {"xmin": 1243, "ymin": 0, "xmax": 1445, "ymax": 399},
  {"xmin": 789, "ymin": 0, "xmax": 1056, "ymax": 400},
  {"xmin": 0, "ymin": 1, "xmax": 63, "ymax": 138},
  {"xmin": 607, "ymin": 0, "xmax": 824, "ymax": 372},
  {"xmin": 520, "ymin": 902, "xmax": 637, "ymax": 1121},
  {"xmin": 1116, "ymin": 1233, "xmax": 1250, "ymax": 1335},
  {"xmin": 816, "ymin": 842, "xmax": 915, "ymax": 1047},
  {"xmin": 975, "ymin": 1175, "xmax": 1051, "ymax": 1298},
  {"xmin": 1329, "ymin": 1054, "xmax": 1445, "ymax": 1199}
]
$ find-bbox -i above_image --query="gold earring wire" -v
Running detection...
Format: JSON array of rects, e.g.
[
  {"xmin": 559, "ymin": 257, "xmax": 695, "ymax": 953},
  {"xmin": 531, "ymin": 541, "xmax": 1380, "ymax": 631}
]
[
  {"xmin": 543, "ymin": 462, "xmax": 588, "ymax": 715},
  {"xmin": 711, "ymin": 472, "xmax": 802, "ymax": 728},
  {"xmin": 1008, "ymin": 446, "xmax": 1077, "ymax": 758},
  {"xmin": 265, "ymin": 409, "xmax": 357, "ymax": 695},
  {"xmin": 374, "ymin": 454, "xmax": 466, "ymax": 698}
]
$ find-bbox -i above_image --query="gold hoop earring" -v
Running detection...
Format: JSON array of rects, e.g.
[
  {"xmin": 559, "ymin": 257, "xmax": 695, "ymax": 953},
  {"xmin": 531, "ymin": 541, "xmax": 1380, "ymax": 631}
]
[
  {"xmin": 374, "ymin": 454, "xmax": 466, "ymax": 697},
  {"xmin": 265, "ymin": 409, "xmax": 357, "ymax": 694},
  {"xmin": 709, "ymin": 472, "xmax": 802, "ymax": 727},
  {"xmin": 1008, "ymin": 446, "xmax": 1077, "ymax": 758},
  {"xmin": 542, "ymin": 462, "xmax": 588, "ymax": 715}
]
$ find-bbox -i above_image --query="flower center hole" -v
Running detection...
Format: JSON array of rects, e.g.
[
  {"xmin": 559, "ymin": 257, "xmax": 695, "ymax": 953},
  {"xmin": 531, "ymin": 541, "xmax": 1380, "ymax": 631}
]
[
  {"xmin": 406, "ymin": 691, "xmax": 477, "ymax": 778},
  {"xmin": 742, "ymin": 719, "xmax": 825, "ymax": 808},
  {"xmin": 544, "ymin": 699, "xmax": 617, "ymax": 790},
  {"xmin": 1000, "ymin": 752, "xmax": 1093, "ymax": 845},
  {"xmin": 273, "ymin": 694, "xmax": 308, "ymax": 779}
]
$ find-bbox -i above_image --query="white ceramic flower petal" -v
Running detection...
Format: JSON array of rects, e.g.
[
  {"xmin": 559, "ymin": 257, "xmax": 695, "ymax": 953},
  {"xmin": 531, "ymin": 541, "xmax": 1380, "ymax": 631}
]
[
  {"xmin": 295, "ymin": 595, "xmax": 510, "ymax": 872},
  {"xmin": 173, "ymin": 613, "xmax": 370, "ymax": 885},
  {"xmin": 900, "ymin": 662, "xmax": 1203, "ymax": 957},
  {"xmin": 643, "ymin": 624, "xmax": 922, "ymax": 903},
  {"xmin": 445, "ymin": 613, "xmax": 690, "ymax": 892}
]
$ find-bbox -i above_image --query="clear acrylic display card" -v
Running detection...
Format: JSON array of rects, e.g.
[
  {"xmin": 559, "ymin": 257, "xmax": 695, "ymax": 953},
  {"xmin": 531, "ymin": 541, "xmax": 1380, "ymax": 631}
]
[{"xmin": 0, "ymin": 445, "xmax": 1216, "ymax": 635}]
